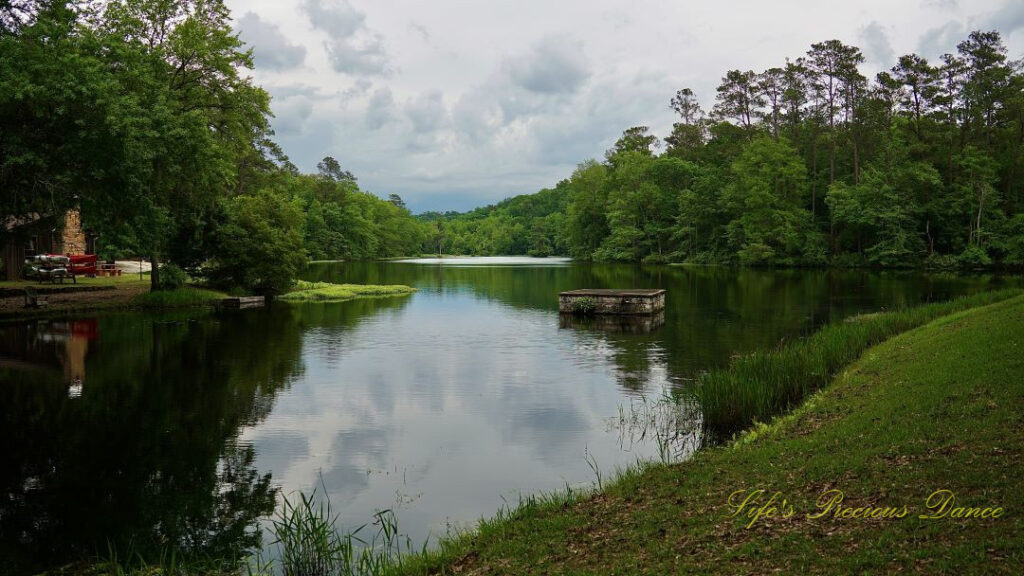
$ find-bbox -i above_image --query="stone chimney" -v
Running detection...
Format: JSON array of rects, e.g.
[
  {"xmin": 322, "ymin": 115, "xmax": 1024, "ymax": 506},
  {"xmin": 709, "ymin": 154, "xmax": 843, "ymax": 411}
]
[{"xmin": 61, "ymin": 210, "xmax": 87, "ymax": 255}]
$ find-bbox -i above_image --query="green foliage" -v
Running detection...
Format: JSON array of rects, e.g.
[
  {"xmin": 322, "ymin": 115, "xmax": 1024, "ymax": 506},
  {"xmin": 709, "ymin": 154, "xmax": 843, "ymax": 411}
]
[
  {"xmin": 419, "ymin": 181, "xmax": 571, "ymax": 257},
  {"xmin": 957, "ymin": 244, "xmax": 992, "ymax": 268},
  {"xmin": 278, "ymin": 281, "xmax": 415, "ymax": 303},
  {"xmin": 133, "ymin": 287, "xmax": 226, "ymax": 308},
  {"xmin": 156, "ymin": 263, "xmax": 188, "ymax": 291},
  {"xmin": 248, "ymin": 488, "xmax": 413, "ymax": 576},
  {"xmin": 722, "ymin": 136, "xmax": 813, "ymax": 265},
  {"xmin": 547, "ymin": 30, "xmax": 1024, "ymax": 269},
  {"xmin": 3, "ymin": 1, "xmax": 1022, "ymax": 289},
  {"xmin": 997, "ymin": 215, "xmax": 1024, "ymax": 265},
  {"xmin": 922, "ymin": 253, "xmax": 958, "ymax": 270},
  {"xmin": 205, "ymin": 192, "xmax": 307, "ymax": 296},
  {"xmin": 565, "ymin": 161, "xmax": 610, "ymax": 259},
  {"xmin": 571, "ymin": 297, "xmax": 597, "ymax": 315},
  {"xmin": 400, "ymin": 295, "xmax": 1024, "ymax": 575},
  {"xmin": 694, "ymin": 288, "xmax": 1020, "ymax": 435}
]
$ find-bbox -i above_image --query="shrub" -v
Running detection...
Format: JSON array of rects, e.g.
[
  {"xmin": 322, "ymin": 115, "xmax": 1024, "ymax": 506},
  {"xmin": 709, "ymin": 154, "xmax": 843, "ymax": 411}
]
[
  {"xmin": 642, "ymin": 253, "xmax": 670, "ymax": 265},
  {"xmin": 205, "ymin": 191, "xmax": 308, "ymax": 297},
  {"xmin": 924, "ymin": 253, "xmax": 959, "ymax": 270},
  {"xmin": 693, "ymin": 289, "xmax": 1021, "ymax": 438},
  {"xmin": 957, "ymin": 245, "xmax": 992, "ymax": 268},
  {"xmin": 830, "ymin": 252, "xmax": 869, "ymax": 268},
  {"xmin": 156, "ymin": 263, "xmax": 188, "ymax": 291},
  {"xmin": 572, "ymin": 296, "xmax": 597, "ymax": 315}
]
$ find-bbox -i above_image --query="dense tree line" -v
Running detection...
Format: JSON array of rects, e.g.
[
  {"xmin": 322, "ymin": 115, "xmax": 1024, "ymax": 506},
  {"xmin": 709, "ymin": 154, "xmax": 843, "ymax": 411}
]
[
  {"xmin": 558, "ymin": 31, "xmax": 1024, "ymax": 267},
  {"xmin": 440, "ymin": 31, "xmax": 1023, "ymax": 268},
  {"xmin": 0, "ymin": 0, "xmax": 427, "ymax": 293},
  {"xmin": 419, "ymin": 184, "xmax": 570, "ymax": 256},
  {"xmin": 4, "ymin": 3, "xmax": 1021, "ymax": 275}
]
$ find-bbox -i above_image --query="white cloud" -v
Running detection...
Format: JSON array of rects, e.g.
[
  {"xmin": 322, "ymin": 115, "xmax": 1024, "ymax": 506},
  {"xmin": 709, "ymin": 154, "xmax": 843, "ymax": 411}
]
[
  {"xmin": 917, "ymin": 20, "xmax": 967, "ymax": 58},
  {"xmin": 860, "ymin": 21, "xmax": 896, "ymax": 66},
  {"xmin": 226, "ymin": 0, "xmax": 1023, "ymax": 213},
  {"xmin": 302, "ymin": 0, "xmax": 391, "ymax": 76},
  {"xmin": 272, "ymin": 94, "xmax": 314, "ymax": 135},
  {"xmin": 504, "ymin": 36, "xmax": 590, "ymax": 95},
  {"xmin": 365, "ymin": 87, "xmax": 397, "ymax": 130},
  {"xmin": 404, "ymin": 90, "xmax": 449, "ymax": 135},
  {"xmin": 237, "ymin": 12, "xmax": 307, "ymax": 71}
]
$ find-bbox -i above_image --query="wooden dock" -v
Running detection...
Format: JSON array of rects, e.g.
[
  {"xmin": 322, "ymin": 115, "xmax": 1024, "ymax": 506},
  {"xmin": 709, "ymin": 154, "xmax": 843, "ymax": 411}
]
[
  {"xmin": 558, "ymin": 289, "xmax": 666, "ymax": 315},
  {"xmin": 219, "ymin": 296, "xmax": 266, "ymax": 309}
]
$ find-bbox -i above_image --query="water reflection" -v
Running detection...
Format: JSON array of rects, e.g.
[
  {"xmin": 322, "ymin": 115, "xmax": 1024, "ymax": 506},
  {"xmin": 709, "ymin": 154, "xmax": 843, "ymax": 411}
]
[
  {"xmin": 243, "ymin": 295, "xmax": 670, "ymax": 549},
  {"xmin": 559, "ymin": 311, "xmax": 666, "ymax": 333},
  {"xmin": 0, "ymin": 308, "xmax": 311, "ymax": 573},
  {"xmin": 0, "ymin": 263, "xmax": 1013, "ymax": 574}
]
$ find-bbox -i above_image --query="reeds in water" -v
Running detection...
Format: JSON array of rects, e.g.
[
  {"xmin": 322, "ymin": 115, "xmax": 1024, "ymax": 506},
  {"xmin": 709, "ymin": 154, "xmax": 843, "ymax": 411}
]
[{"xmin": 694, "ymin": 289, "xmax": 1021, "ymax": 437}]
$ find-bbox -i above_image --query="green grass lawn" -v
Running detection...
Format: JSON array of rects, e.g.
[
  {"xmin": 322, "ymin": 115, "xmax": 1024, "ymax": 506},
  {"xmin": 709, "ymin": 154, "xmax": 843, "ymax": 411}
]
[
  {"xmin": 132, "ymin": 287, "xmax": 227, "ymax": 308},
  {"xmin": 0, "ymin": 273, "xmax": 149, "ymax": 291},
  {"xmin": 400, "ymin": 295, "xmax": 1024, "ymax": 575},
  {"xmin": 279, "ymin": 280, "xmax": 416, "ymax": 303}
]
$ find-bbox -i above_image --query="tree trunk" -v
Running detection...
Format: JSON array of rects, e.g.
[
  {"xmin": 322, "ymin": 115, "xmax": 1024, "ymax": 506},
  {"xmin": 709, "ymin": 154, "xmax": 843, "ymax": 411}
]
[
  {"xmin": 150, "ymin": 254, "xmax": 160, "ymax": 290},
  {"xmin": 829, "ymin": 118, "xmax": 836, "ymax": 185},
  {"xmin": 852, "ymin": 136, "xmax": 860, "ymax": 185},
  {"xmin": 975, "ymin": 193, "xmax": 985, "ymax": 246},
  {"xmin": 811, "ymin": 131, "xmax": 819, "ymax": 219}
]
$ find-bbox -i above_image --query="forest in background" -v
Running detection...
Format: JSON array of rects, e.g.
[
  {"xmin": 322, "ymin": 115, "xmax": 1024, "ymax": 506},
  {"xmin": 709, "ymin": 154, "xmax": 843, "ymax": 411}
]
[
  {"xmin": 1, "ymin": 0, "xmax": 425, "ymax": 294},
  {"xmin": 429, "ymin": 30, "xmax": 1024, "ymax": 268},
  {"xmin": 3, "ymin": 1, "xmax": 1023, "ymax": 283}
]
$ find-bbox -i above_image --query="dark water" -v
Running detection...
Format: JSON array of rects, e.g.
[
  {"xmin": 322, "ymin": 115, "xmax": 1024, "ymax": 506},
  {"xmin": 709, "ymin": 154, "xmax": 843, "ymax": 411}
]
[{"xmin": 0, "ymin": 260, "xmax": 1012, "ymax": 573}]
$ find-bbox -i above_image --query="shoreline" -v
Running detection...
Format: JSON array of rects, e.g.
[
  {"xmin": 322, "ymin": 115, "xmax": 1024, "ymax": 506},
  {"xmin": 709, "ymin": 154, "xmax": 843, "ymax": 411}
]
[
  {"xmin": 0, "ymin": 278, "xmax": 418, "ymax": 322},
  {"xmin": 31, "ymin": 290, "xmax": 1023, "ymax": 575},
  {"xmin": 395, "ymin": 293, "xmax": 1024, "ymax": 575}
]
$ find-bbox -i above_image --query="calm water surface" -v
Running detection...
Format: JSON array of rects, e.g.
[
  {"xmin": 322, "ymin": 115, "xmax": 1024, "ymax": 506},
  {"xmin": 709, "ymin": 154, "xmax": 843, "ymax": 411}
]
[{"xmin": 0, "ymin": 260, "xmax": 1012, "ymax": 572}]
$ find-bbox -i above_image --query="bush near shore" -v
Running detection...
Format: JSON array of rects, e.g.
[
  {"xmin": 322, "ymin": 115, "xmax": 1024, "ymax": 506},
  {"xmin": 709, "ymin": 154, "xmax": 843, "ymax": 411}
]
[
  {"xmin": 278, "ymin": 280, "xmax": 416, "ymax": 303},
  {"xmin": 694, "ymin": 288, "xmax": 1022, "ymax": 436}
]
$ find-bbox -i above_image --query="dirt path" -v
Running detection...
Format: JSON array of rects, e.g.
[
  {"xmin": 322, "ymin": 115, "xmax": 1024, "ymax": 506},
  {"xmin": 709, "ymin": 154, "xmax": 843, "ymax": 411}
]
[{"xmin": 0, "ymin": 283, "xmax": 149, "ymax": 316}]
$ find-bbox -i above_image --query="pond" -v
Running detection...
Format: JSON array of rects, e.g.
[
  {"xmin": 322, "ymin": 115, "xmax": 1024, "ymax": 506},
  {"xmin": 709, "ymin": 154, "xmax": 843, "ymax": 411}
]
[{"xmin": 0, "ymin": 260, "xmax": 1012, "ymax": 573}]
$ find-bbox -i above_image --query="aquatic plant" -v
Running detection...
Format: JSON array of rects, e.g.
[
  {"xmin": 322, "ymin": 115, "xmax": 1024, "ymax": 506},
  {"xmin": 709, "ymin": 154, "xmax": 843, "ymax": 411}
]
[
  {"xmin": 278, "ymin": 281, "xmax": 415, "ymax": 303},
  {"xmin": 693, "ymin": 288, "xmax": 1022, "ymax": 436},
  {"xmin": 248, "ymin": 487, "xmax": 418, "ymax": 576},
  {"xmin": 134, "ymin": 287, "xmax": 226, "ymax": 308},
  {"xmin": 571, "ymin": 296, "xmax": 597, "ymax": 315}
]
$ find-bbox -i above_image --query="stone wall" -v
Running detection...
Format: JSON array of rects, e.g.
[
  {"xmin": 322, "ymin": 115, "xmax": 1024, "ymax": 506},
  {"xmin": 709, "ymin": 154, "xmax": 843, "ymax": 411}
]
[{"xmin": 558, "ymin": 291, "xmax": 666, "ymax": 315}]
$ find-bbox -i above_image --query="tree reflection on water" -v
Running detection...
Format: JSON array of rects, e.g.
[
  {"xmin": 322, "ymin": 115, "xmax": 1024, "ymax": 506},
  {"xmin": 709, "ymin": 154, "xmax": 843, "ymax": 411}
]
[{"xmin": 0, "ymin": 307, "xmax": 308, "ymax": 574}]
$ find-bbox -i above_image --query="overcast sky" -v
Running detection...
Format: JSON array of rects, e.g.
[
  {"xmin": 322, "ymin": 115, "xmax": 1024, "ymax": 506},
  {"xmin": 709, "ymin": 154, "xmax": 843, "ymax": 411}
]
[{"xmin": 225, "ymin": 0, "xmax": 1024, "ymax": 213}]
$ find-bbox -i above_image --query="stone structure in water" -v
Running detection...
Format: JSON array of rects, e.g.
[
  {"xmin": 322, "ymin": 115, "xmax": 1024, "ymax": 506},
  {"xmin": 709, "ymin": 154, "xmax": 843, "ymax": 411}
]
[{"xmin": 558, "ymin": 289, "xmax": 666, "ymax": 316}]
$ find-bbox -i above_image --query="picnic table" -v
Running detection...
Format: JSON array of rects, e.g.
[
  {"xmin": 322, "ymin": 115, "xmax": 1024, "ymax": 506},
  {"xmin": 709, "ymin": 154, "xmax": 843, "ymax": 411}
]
[{"xmin": 95, "ymin": 263, "xmax": 122, "ymax": 277}]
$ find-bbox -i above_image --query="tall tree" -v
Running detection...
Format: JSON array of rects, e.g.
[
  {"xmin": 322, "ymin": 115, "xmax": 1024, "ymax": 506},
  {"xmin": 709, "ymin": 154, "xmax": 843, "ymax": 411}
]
[
  {"xmin": 605, "ymin": 126, "xmax": 659, "ymax": 161},
  {"xmin": 891, "ymin": 54, "xmax": 939, "ymax": 141},
  {"xmin": 713, "ymin": 69, "xmax": 763, "ymax": 133},
  {"xmin": 723, "ymin": 136, "xmax": 815, "ymax": 265},
  {"xmin": 757, "ymin": 68, "xmax": 785, "ymax": 140},
  {"xmin": 666, "ymin": 88, "xmax": 706, "ymax": 160},
  {"xmin": 805, "ymin": 40, "xmax": 865, "ymax": 184},
  {"xmin": 94, "ymin": 0, "xmax": 275, "ymax": 288},
  {"xmin": 565, "ymin": 160, "xmax": 609, "ymax": 259}
]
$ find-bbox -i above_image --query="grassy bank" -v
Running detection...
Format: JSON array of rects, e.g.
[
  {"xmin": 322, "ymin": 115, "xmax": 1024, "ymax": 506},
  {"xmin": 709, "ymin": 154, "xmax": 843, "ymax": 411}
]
[
  {"xmin": 0, "ymin": 276, "xmax": 415, "ymax": 320},
  {"xmin": 0, "ymin": 275, "xmax": 234, "ymax": 320},
  {"xmin": 695, "ymin": 288, "xmax": 1022, "ymax": 436},
  {"xmin": 132, "ymin": 287, "xmax": 227, "ymax": 308},
  {"xmin": 279, "ymin": 280, "xmax": 416, "ymax": 303},
  {"xmin": 398, "ymin": 294, "xmax": 1024, "ymax": 575}
]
